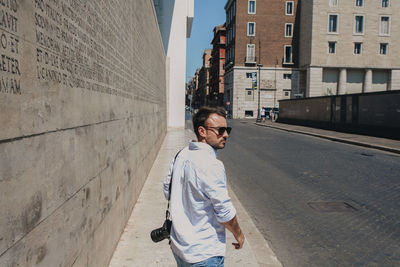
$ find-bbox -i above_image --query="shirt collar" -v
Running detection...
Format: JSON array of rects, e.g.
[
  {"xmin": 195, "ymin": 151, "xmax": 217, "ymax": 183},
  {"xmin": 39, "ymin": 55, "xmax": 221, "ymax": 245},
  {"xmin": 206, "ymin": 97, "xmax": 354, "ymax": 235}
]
[{"xmin": 189, "ymin": 141, "xmax": 218, "ymax": 158}]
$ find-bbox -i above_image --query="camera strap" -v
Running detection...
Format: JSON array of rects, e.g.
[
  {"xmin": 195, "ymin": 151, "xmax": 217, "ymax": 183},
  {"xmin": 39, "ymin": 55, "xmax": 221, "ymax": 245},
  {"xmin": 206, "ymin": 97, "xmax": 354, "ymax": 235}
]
[{"xmin": 166, "ymin": 149, "xmax": 183, "ymax": 220}]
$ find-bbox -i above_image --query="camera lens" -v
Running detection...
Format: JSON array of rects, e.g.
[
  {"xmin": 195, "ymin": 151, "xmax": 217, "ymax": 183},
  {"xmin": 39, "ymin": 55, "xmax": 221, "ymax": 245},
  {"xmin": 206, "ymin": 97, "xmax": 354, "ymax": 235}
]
[
  {"xmin": 150, "ymin": 220, "xmax": 172, "ymax": 243},
  {"xmin": 151, "ymin": 227, "xmax": 169, "ymax": 243}
]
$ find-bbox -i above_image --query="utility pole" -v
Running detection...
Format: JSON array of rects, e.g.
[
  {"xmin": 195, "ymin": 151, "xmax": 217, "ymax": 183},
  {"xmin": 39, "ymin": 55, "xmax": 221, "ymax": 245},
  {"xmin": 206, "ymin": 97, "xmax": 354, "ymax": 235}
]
[
  {"xmin": 274, "ymin": 57, "xmax": 278, "ymax": 108},
  {"xmin": 256, "ymin": 39, "xmax": 263, "ymax": 122}
]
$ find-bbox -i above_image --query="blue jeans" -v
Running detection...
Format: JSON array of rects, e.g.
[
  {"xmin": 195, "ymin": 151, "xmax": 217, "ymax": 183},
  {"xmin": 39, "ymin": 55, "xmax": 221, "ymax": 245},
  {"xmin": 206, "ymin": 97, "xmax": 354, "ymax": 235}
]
[{"xmin": 173, "ymin": 252, "xmax": 224, "ymax": 267}]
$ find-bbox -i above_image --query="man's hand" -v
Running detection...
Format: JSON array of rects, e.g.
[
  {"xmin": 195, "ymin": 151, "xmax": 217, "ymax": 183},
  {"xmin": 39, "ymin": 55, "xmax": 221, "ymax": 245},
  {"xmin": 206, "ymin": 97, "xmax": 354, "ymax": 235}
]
[
  {"xmin": 232, "ymin": 229, "xmax": 245, "ymax": 249},
  {"xmin": 222, "ymin": 216, "xmax": 245, "ymax": 249}
]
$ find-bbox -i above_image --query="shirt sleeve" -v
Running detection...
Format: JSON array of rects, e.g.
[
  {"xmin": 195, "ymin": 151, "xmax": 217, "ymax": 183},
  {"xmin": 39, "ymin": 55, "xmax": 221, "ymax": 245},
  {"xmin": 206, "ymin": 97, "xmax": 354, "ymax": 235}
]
[
  {"xmin": 163, "ymin": 159, "xmax": 175, "ymax": 200},
  {"xmin": 198, "ymin": 161, "xmax": 236, "ymax": 223}
]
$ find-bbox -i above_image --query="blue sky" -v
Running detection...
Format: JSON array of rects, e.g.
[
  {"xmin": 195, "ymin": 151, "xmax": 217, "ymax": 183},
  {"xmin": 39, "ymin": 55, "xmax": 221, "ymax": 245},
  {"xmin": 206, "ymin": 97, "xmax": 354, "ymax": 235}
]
[{"xmin": 186, "ymin": 0, "xmax": 226, "ymax": 82}]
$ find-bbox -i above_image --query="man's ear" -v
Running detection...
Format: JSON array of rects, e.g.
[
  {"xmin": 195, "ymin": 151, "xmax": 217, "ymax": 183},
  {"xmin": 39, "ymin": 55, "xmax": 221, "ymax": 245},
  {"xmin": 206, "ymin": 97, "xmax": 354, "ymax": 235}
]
[{"xmin": 198, "ymin": 126, "xmax": 207, "ymax": 138}]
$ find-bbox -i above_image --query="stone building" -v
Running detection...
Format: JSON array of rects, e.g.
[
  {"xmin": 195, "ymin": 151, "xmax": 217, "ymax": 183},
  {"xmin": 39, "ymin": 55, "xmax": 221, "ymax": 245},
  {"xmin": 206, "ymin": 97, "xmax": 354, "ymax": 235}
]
[
  {"xmin": 209, "ymin": 24, "xmax": 227, "ymax": 106},
  {"xmin": 224, "ymin": 0, "xmax": 299, "ymax": 118},
  {"xmin": 186, "ymin": 71, "xmax": 199, "ymax": 108},
  {"xmin": 190, "ymin": 68, "xmax": 202, "ymax": 109},
  {"xmin": 299, "ymin": 0, "xmax": 400, "ymax": 97}
]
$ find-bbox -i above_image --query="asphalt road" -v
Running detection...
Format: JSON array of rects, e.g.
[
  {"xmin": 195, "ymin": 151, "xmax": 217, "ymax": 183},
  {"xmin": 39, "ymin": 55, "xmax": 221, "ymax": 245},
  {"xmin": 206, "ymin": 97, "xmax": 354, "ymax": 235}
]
[{"xmin": 218, "ymin": 119, "xmax": 400, "ymax": 267}]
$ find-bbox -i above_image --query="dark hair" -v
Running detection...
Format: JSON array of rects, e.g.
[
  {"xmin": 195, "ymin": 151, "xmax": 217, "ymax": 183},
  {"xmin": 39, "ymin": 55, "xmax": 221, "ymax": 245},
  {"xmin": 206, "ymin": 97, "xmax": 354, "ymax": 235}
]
[{"xmin": 192, "ymin": 106, "xmax": 226, "ymax": 138}]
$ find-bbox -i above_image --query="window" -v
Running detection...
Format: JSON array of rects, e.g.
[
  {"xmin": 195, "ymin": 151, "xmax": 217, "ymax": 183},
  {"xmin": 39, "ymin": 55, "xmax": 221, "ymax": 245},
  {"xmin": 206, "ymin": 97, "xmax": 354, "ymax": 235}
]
[
  {"xmin": 286, "ymin": 1, "xmax": 294, "ymax": 15},
  {"xmin": 354, "ymin": 15, "xmax": 364, "ymax": 34},
  {"xmin": 356, "ymin": 0, "xmax": 363, "ymax": 6},
  {"xmin": 247, "ymin": 22, "xmax": 255, "ymax": 36},
  {"xmin": 285, "ymin": 23, "xmax": 293, "ymax": 37},
  {"xmin": 329, "ymin": 14, "xmax": 338, "ymax": 33},
  {"xmin": 283, "ymin": 74, "xmax": 292, "ymax": 79},
  {"xmin": 328, "ymin": 42, "xmax": 336, "ymax": 54},
  {"xmin": 284, "ymin": 45, "xmax": 293, "ymax": 63},
  {"xmin": 382, "ymin": 0, "xmax": 389, "ymax": 7},
  {"xmin": 248, "ymin": 0, "xmax": 256, "ymax": 14},
  {"xmin": 245, "ymin": 110, "xmax": 254, "ymax": 117},
  {"xmin": 380, "ymin": 43, "xmax": 388, "ymax": 55},
  {"xmin": 354, "ymin": 43, "xmax": 362, "ymax": 54},
  {"xmin": 284, "ymin": 91, "xmax": 290, "ymax": 97},
  {"xmin": 330, "ymin": 0, "xmax": 338, "ymax": 7},
  {"xmin": 246, "ymin": 44, "xmax": 255, "ymax": 62},
  {"xmin": 380, "ymin": 16, "xmax": 390, "ymax": 35},
  {"xmin": 245, "ymin": 89, "xmax": 254, "ymax": 101}
]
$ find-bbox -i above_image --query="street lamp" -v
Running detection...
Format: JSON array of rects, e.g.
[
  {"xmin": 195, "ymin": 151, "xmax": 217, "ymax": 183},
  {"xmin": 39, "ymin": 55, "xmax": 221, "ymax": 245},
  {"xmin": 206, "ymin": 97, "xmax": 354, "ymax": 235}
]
[{"xmin": 256, "ymin": 63, "xmax": 263, "ymax": 122}]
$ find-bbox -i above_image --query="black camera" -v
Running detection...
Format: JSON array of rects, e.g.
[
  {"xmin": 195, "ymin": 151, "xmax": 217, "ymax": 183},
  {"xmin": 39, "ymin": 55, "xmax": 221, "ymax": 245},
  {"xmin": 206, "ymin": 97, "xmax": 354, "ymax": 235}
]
[{"xmin": 150, "ymin": 219, "xmax": 172, "ymax": 243}]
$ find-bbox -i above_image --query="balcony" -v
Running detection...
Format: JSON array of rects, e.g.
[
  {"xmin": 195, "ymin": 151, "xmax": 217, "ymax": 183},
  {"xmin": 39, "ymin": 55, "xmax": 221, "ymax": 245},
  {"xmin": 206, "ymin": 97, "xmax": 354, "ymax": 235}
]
[{"xmin": 245, "ymin": 56, "xmax": 257, "ymax": 65}]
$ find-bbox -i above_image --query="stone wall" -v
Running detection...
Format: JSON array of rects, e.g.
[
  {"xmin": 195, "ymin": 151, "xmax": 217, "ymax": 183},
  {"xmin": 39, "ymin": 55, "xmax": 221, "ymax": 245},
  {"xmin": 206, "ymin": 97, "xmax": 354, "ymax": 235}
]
[
  {"xmin": 279, "ymin": 91, "xmax": 400, "ymax": 133},
  {"xmin": 0, "ymin": 1, "xmax": 166, "ymax": 266}
]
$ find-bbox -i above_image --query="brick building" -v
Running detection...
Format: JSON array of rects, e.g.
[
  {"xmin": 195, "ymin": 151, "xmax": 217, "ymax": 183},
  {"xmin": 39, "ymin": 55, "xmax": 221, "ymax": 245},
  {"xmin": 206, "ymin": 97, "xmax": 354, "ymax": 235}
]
[
  {"xmin": 224, "ymin": 0, "xmax": 300, "ymax": 118},
  {"xmin": 209, "ymin": 24, "xmax": 227, "ymax": 106},
  {"xmin": 195, "ymin": 49, "xmax": 212, "ymax": 107}
]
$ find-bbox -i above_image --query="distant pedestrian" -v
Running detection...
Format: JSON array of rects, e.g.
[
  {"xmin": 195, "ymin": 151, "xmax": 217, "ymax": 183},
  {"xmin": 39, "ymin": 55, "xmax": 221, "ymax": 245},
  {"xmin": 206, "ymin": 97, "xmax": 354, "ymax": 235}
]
[
  {"xmin": 163, "ymin": 106, "xmax": 244, "ymax": 267},
  {"xmin": 269, "ymin": 109, "xmax": 274, "ymax": 121},
  {"xmin": 260, "ymin": 107, "xmax": 266, "ymax": 122}
]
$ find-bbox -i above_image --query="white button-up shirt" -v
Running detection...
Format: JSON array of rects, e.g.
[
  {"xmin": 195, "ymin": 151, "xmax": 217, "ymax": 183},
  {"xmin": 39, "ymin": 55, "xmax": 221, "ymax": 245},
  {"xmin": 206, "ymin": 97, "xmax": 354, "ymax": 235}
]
[{"xmin": 163, "ymin": 141, "xmax": 236, "ymax": 263}]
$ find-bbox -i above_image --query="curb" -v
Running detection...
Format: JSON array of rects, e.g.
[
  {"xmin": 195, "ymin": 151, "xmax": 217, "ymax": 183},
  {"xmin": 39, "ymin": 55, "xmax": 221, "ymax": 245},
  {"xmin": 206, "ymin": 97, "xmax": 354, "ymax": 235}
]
[{"xmin": 255, "ymin": 123, "xmax": 400, "ymax": 155}]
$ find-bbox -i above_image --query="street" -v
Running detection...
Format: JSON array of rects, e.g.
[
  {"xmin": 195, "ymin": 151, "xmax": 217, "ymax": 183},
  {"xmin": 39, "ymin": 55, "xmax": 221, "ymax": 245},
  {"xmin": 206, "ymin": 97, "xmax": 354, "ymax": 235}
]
[{"xmin": 218, "ymin": 119, "xmax": 400, "ymax": 267}]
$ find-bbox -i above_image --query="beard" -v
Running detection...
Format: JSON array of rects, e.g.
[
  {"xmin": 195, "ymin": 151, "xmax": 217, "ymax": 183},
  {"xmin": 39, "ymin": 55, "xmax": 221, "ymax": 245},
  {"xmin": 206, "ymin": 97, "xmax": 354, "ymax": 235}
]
[{"xmin": 211, "ymin": 139, "xmax": 226, "ymax": 150}]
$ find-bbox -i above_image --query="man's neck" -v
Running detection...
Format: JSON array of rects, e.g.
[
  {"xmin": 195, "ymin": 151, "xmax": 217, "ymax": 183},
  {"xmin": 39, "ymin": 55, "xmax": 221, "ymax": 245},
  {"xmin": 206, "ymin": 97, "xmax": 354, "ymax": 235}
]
[{"xmin": 198, "ymin": 138, "xmax": 207, "ymax": 144}]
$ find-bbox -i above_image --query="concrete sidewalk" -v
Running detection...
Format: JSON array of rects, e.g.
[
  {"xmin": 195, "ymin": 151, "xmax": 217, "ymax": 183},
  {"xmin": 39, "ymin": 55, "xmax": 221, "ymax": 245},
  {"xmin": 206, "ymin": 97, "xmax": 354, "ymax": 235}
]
[
  {"xmin": 108, "ymin": 128, "xmax": 282, "ymax": 267},
  {"xmin": 256, "ymin": 121, "xmax": 400, "ymax": 154}
]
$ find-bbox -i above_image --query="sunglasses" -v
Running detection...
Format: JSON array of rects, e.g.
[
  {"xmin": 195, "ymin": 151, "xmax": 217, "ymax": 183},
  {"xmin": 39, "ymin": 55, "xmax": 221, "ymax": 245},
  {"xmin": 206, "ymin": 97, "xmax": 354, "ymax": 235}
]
[{"xmin": 206, "ymin": 126, "xmax": 232, "ymax": 135}]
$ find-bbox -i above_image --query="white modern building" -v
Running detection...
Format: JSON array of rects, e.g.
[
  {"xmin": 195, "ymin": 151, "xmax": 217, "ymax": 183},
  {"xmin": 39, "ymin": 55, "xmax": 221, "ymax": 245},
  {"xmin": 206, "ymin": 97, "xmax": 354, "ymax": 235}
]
[{"xmin": 153, "ymin": 0, "xmax": 194, "ymax": 127}]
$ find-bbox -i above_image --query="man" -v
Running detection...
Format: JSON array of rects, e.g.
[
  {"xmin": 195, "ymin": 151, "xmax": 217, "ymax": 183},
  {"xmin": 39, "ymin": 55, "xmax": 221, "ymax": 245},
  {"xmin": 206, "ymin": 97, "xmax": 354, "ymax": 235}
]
[
  {"xmin": 260, "ymin": 107, "xmax": 266, "ymax": 122},
  {"xmin": 163, "ymin": 106, "xmax": 244, "ymax": 267}
]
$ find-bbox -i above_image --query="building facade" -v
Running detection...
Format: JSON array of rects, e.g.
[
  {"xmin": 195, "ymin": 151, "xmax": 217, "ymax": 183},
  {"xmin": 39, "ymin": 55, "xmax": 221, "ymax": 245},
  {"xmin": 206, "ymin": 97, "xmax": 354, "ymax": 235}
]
[
  {"xmin": 209, "ymin": 24, "xmax": 227, "ymax": 106},
  {"xmin": 224, "ymin": 0, "xmax": 300, "ymax": 118},
  {"xmin": 191, "ymin": 68, "xmax": 202, "ymax": 109},
  {"xmin": 196, "ymin": 49, "xmax": 212, "ymax": 107},
  {"xmin": 186, "ymin": 69, "xmax": 200, "ymax": 108},
  {"xmin": 153, "ymin": 0, "xmax": 194, "ymax": 127},
  {"xmin": 0, "ymin": 1, "xmax": 176, "ymax": 266},
  {"xmin": 299, "ymin": 0, "xmax": 400, "ymax": 97}
]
